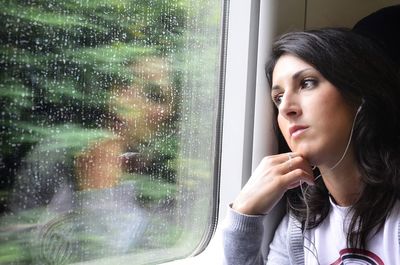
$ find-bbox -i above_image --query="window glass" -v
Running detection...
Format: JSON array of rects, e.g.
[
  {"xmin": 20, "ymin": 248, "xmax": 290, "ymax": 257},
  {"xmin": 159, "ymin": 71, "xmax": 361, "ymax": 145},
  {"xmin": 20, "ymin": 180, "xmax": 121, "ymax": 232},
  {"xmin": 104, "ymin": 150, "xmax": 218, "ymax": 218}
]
[{"xmin": 0, "ymin": 0, "xmax": 222, "ymax": 264}]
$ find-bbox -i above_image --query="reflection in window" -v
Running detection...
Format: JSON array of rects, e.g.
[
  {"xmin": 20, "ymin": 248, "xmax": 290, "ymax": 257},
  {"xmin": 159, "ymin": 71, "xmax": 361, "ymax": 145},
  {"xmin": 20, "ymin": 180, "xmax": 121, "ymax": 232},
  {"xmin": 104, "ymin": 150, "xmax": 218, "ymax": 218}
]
[{"xmin": 0, "ymin": 0, "xmax": 222, "ymax": 264}]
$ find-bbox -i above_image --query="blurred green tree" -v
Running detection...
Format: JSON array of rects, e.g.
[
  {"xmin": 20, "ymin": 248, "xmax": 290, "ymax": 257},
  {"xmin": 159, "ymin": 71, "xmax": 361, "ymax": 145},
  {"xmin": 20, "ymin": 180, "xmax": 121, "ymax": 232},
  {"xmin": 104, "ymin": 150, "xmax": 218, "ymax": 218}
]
[{"xmin": 0, "ymin": 0, "xmax": 186, "ymax": 212}]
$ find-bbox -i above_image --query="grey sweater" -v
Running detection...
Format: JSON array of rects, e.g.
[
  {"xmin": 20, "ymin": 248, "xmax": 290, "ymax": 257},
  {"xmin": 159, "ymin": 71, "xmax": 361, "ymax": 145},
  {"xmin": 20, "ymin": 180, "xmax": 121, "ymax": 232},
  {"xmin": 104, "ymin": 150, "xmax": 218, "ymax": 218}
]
[
  {"xmin": 222, "ymin": 206, "xmax": 400, "ymax": 265},
  {"xmin": 222, "ymin": 208, "xmax": 303, "ymax": 265}
]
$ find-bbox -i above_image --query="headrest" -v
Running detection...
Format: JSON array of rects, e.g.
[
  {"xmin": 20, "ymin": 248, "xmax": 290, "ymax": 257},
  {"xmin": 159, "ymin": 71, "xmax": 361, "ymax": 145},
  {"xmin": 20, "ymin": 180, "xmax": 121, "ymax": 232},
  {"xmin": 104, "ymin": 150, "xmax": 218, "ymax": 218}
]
[{"xmin": 353, "ymin": 5, "xmax": 400, "ymax": 67}]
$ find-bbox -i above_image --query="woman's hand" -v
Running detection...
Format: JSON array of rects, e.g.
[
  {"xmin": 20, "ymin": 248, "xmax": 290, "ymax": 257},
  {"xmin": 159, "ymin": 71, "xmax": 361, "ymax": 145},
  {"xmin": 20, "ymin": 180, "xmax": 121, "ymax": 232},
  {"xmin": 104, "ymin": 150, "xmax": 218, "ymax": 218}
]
[{"xmin": 231, "ymin": 153, "xmax": 315, "ymax": 215}]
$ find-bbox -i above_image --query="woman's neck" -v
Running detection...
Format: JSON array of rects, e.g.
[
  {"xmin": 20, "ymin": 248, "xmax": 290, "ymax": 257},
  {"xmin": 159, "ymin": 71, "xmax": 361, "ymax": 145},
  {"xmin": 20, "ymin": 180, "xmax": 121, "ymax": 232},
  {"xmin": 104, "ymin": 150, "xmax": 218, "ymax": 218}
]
[{"xmin": 319, "ymin": 153, "xmax": 363, "ymax": 206}]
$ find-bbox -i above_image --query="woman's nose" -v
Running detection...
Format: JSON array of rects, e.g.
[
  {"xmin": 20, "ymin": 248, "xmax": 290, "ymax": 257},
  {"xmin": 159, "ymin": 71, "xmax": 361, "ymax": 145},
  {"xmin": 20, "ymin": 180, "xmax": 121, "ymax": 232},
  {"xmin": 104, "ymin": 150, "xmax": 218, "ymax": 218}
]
[{"xmin": 278, "ymin": 94, "xmax": 301, "ymax": 119}]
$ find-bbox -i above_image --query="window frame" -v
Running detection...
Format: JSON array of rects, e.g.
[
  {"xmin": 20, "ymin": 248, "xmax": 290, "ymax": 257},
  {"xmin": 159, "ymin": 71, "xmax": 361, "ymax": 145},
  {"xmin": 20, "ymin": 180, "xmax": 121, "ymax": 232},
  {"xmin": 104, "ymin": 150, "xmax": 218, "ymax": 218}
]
[{"xmin": 161, "ymin": 0, "xmax": 308, "ymax": 263}]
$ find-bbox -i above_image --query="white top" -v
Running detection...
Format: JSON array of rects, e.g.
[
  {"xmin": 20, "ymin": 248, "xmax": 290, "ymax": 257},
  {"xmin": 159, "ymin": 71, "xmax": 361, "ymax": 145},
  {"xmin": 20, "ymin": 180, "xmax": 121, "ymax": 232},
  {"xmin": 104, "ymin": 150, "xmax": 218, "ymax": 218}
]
[{"xmin": 304, "ymin": 198, "xmax": 400, "ymax": 265}]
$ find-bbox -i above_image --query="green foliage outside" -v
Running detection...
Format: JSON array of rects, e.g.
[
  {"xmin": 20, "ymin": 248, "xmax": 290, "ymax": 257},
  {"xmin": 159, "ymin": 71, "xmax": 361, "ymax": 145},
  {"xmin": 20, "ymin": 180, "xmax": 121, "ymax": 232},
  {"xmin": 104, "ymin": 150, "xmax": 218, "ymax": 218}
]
[
  {"xmin": 0, "ymin": 0, "xmax": 196, "ymax": 264},
  {"xmin": 0, "ymin": 0, "xmax": 186, "ymax": 204},
  {"xmin": 0, "ymin": 0, "xmax": 223, "ymax": 263}
]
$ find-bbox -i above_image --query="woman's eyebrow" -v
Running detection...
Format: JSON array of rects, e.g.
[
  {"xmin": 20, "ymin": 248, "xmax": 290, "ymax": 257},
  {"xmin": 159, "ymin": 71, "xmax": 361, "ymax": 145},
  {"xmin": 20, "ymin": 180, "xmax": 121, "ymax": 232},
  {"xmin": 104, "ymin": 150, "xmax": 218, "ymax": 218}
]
[
  {"xmin": 271, "ymin": 67, "xmax": 314, "ymax": 91},
  {"xmin": 292, "ymin": 67, "xmax": 314, "ymax": 80}
]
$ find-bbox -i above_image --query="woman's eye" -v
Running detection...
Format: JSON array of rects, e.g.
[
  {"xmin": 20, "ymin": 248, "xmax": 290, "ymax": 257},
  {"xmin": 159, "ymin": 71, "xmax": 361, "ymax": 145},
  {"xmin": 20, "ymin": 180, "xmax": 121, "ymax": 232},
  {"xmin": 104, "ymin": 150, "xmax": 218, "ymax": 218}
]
[
  {"xmin": 300, "ymin": 78, "xmax": 317, "ymax": 89},
  {"xmin": 272, "ymin": 94, "xmax": 283, "ymax": 106}
]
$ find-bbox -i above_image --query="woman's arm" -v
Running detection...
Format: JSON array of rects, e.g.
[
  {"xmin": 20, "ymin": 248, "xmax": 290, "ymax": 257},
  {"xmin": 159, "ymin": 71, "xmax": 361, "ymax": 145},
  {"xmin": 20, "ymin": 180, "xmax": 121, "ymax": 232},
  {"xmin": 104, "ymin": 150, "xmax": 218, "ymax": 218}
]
[
  {"xmin": 231, "ymin": 153, "xmax": 314, "ymax": 215},
  {"xmin": 222, "ymin": 206, "xmax": 266, "ymax": 265},
  {"xmin": 222, "ymin": 210, "xmax": 293, "ymax": 265},
  {"xmin": 222, "ymin": 153, "xmax": 312, "ymax": 264}
]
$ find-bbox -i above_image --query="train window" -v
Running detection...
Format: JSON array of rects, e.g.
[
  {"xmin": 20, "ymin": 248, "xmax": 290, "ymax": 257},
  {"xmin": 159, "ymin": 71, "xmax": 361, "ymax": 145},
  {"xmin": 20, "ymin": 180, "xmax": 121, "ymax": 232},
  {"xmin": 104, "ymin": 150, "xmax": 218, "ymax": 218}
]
[{"xmin": 0, "ymin": 0, "xmax": 224, "ymax": 264}]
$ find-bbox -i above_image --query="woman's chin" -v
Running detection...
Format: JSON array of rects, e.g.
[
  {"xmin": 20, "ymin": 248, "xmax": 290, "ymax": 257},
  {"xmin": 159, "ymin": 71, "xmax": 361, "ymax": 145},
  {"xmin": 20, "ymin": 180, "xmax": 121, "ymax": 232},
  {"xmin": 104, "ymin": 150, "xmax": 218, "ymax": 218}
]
[{"xmin": 292, "ymin": 147, "xmax": 317, "ymax": 165}]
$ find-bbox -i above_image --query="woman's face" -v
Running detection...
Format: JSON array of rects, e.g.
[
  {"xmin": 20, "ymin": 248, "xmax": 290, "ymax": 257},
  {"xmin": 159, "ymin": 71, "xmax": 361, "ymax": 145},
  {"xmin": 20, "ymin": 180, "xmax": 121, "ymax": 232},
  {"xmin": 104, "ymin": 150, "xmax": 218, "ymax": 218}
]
[{"xmin": 271, "ymin": 54, "xmax": 357, "ymax": 167}]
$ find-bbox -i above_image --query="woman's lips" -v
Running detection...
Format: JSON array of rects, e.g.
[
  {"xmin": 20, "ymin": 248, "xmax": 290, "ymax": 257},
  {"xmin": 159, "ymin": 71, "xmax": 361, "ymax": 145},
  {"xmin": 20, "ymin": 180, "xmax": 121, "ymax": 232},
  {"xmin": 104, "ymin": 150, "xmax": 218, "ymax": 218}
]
[{"xmin": 289, "ymin": 125, "xmax": 309, "ymax": 138}]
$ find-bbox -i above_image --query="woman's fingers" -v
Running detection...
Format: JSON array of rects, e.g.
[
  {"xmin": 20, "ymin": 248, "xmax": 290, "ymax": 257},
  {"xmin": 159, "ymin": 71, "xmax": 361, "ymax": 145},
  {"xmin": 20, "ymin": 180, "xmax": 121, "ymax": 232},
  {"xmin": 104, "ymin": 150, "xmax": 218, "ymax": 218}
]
[
  {"xmin": 252, "ymin": 152, "xmax": 301, "ymax": 178},
  {"xmin": 275, "ymin": 154, "xmax": 315, "ymax": 189},
  {"xmin": 283, "ymin": 168, "xmax": 315, "ymax": 189},
  {"xmin": 280, "ymin": 155, "xmax": 314, "ymax": 181}
]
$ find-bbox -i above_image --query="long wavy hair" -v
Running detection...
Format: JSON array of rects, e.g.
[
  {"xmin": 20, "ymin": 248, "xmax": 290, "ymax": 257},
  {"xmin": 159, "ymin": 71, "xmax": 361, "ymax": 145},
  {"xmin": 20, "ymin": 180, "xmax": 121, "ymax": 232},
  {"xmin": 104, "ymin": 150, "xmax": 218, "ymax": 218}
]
[{"xmin": 265, "ymin": 28, "xmax": 400, "ymax": 249}]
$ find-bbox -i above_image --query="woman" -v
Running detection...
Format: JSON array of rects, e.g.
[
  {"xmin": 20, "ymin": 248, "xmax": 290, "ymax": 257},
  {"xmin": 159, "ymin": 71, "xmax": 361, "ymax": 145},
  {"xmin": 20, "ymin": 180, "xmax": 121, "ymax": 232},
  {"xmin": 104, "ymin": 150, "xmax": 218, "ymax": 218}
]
[{"xmin": 223, "ymin": 28, "xmax": 400, "ymax": 264}]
